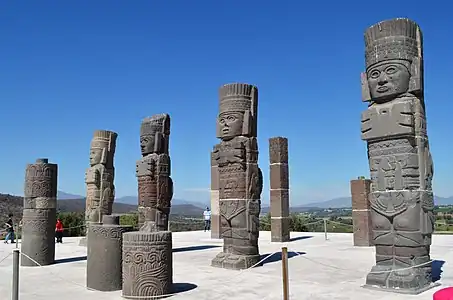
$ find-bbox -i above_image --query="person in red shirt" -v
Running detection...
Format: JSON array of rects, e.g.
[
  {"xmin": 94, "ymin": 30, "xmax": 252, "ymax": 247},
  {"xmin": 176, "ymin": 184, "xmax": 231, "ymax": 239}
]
[{"xmin": 55, "ymin": 219, "xmax": 64, "ymax": 243}]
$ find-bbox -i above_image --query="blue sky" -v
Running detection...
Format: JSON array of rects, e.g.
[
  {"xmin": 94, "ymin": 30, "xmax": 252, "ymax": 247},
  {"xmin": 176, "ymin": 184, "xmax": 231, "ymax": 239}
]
[{"xmin": 0, "ymin": 1, "xmax": 451, "ymax": 205}]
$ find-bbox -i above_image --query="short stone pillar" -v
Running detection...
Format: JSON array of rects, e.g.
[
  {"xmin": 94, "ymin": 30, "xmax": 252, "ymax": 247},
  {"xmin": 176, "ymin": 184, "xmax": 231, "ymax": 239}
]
[
  {"xmin": 122, "ymin": 231, "xmax": 173, "ymax": 299},
  {"xmin": 269, "ymin": 137, "xmax": 290, "ymax": 242},
  {"xmin": 350, "ymin": 177, "xmax": 372, "ymax": 246},
  {"xmin": 210, "ymin": 152, "xmax": 220, "ymax": 239},
  {"xmin": 21, "ymin": 158, "xmax": 58, "ymax": 267},
  {"xmin": 86, "ymin": 215, "xmax": 131, "ymax": 291}
]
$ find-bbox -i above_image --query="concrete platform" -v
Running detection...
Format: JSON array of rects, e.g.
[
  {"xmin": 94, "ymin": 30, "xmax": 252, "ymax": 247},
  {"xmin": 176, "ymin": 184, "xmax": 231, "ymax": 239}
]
[{"xmin": 0, "ymin": 231, "xmax": 452, "ymax": 299}]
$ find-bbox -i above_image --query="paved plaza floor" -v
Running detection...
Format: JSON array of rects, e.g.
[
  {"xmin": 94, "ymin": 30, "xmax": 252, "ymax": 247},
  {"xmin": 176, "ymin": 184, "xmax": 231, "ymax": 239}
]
[{"xmin": 0, "ymin": 231, "xmax": 452, "ymax": 299}]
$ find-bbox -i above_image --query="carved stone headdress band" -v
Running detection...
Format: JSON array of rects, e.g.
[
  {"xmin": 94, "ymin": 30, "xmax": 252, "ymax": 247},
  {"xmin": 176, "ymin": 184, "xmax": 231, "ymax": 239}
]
[
  {"xmin": 140, "ymin": 113, "xmax": 170, "ymax": 137},
  {"xmin": 364, "ymin": 18, "xmax": 422, "ymax": 69},
  {"xmin": 219, "ymin": 83, "xmax": 257, "ymax": 115},
  {"xmin": 90, "ymin": 130, "xmax": 118, "ymax": 152}
]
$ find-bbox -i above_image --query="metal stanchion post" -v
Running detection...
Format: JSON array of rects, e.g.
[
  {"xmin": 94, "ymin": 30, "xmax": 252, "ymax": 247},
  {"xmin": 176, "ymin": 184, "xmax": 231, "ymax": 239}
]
[
  {"xmin": 12, "ymin": 249, "xmax": 19, "ymax": 300},
  {"xmin": 14, "ymin": 225, "xmax": 18, "ymax": 249},
  {"xmin": 324, "ymin": 219, "xmax": 328, "ymax": 241},
  {"xmin": 281, "ymin": 247, "xmax": 289, "ymax": 300}
]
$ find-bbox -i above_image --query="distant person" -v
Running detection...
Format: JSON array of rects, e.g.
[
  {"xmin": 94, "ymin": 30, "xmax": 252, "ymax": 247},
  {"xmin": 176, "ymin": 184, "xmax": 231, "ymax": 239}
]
[
  {"xmin": 55, "ymin": 219, "xmax": 64, "ymax": 243},
  {"xmin": 4, "ymin": 213, "xmax": 15, "ymax": 244},
  {"xmin": 203, "ymin": 207, "xmax": 211, "ymax": 232}
]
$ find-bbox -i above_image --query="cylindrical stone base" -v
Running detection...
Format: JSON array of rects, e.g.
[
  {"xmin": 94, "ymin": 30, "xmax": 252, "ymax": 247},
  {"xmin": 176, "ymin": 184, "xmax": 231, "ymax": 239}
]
[
  {"xmin": 86, "ymin": 216, "xmax": 131, "ymax": 291},
  {"xmin": 21, "ymin": 208, "xmax": 56, "ymax": 266},
  {"xmin": 122, "ymin": 231, "xmax": 173, "ymax": 299}
]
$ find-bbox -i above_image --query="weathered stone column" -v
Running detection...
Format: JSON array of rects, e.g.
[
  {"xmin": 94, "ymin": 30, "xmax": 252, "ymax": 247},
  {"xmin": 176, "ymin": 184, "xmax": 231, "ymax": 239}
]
[
  {"xmin": 122, "ymin": 231, "xmax": 173, "ymax": 298},
  {"xmin": 21, "ymin": 158, "xmax": 57, "ymax": 267},
  {"xmin": 136, "ymin": 114, "xmax": 173, "ymax": 231},
  {"xmin": 210, "ymin": 152, "xmax": 220, "ymax": 238},
  {"xmin": 211, "ymin": 83, "xmax": 263, "ymax": 270},
  {"xmin": 269, "ymin": 137, "xmax": 290, "ymax": 242},
  {"xmin": 360, "ymin": 18, "xmax": 436, "ymax": 293},
  {"xmin": 87, "ymin": 215, "xmax": 131, "ymax": 291},
  {"xmin": 121, "ymin": 114, "xmax": 174, "ymax": 298},
  {"xmin": 350, "ymin": 177, "xmax": 372, "ymax": 246}
]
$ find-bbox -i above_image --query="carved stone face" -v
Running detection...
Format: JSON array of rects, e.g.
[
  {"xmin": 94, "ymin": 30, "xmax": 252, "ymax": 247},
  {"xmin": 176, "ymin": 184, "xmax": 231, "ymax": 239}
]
[
  {"xmin": 218, "ymin": 112, "xmax": 244, "ymax": 140},
  {"xmin": 367, "ymin": 60, "xmax": 411, "ymax": 101},
  {"xmin": 89, "ymin": 148, "xmax": 102, "ymax": 166},
  {"xmin": 140, "ymin": 135, "xmax": 155, "ymax": 155}
]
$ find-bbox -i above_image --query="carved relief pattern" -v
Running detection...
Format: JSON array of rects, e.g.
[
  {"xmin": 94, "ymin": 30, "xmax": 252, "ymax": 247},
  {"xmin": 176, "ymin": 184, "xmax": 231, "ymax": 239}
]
[
  {"xmin": 122, "ymin": 232, "xmax": 172, "ymax": 298},
  {"xmin": 211, "ymin": 83, "xmax": 262, "ymax": 270},
  {"xmin": 361, "ymin": 19, "xmax": 434, "ymax": 291},
  {"xmin": 137, "ymin": 115, "xmax": 173, "ymax": 232}
]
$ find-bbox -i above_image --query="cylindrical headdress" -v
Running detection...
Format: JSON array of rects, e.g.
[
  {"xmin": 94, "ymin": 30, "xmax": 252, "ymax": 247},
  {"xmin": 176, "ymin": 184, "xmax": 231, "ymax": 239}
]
[
  {"xmin": 90, "ymin": 130, "xmax": 118, "ymax": 166},
  {"xmin": 365, "ymin": 18, "xmax": 422, "ymax": 69},
  {"xmin": 218, "ymin": 83, "xmax": 258, "ymax": 137},
  {"xmin": 140, "ymin": 113, "xmax": 171, "ymax": 154}
]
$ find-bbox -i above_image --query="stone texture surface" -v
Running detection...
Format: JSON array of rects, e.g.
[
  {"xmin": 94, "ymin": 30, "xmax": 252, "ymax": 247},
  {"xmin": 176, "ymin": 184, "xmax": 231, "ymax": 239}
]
[
  {"xmin": 136, "ymin": 114, "xmax": 173, "ymax": 231},
  {"xmin": 269, "ymin": 137, "xmax": 290, "ymax": 243},
  {"xmin": 122, "ymin": 231, "xmax": 173, "ymax": 299},
  {"xmin": 351, "ymin": 178, "xmax": 373, "ymax": 246},
  {"xmin": 85, "ymin": 130, "xmax": 117, "ymax": 231},
  {"xmin": 360, "ymin": 18, "xmax": 435, "ymax": 293},
  {"xmin": 211, "ymin": 83, "xmax": 263, "ymax": 270},
  {"xmin": 210, "ymin": 152, "xmax": 220, "ymax": 239},
  {"xmin": 86, "ymin": 215, "xmax": 131, "ymax": 291},
  {"xmin": 21, "ymin": 158, "xmax": 58, "ymax": 267}
]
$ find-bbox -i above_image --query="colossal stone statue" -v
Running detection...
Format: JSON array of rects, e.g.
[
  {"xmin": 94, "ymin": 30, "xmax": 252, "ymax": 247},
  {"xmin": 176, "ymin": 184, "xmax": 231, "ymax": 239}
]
[
  {"xmin": 85, "ymin": 130, "xmax": 117, "ymax": 226},
  {"xmin": 211, "ymin": 83, "xmax": 263, "ymax": 270},
  {"xmin": 136, "ymin": 114, "xmax": 173, "ymax": 231},
  {"xmin": 360, "ymin": 18, "xmax": 435, "ymax": 293},
  {"xmin": 21, "ymin": 158, "xmax": 58, "ymax": 266},
  {"xmin": 122, "ymin": 114, "xmax": 174, "ymax": 299}
]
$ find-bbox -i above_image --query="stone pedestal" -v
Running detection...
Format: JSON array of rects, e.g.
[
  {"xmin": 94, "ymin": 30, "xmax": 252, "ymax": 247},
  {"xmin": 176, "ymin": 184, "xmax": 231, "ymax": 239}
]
[
  {"xmin": 210, "ymin": 152, "xmax": 220, "ymax": 238},
  {"xmin": 21, "ymin": 158, "xmax": 57, "ymax": 267},
  {"xmin": 122, "ymin": 231, "xmax": 173, "ymax": 299},
  {"xmin": 86, "ymin": 216, "xmax": 131, "ymax": 291},
  {"xmin": 269, "ymin": 137, "xmax": 290, "ymax": 243},
  {"xmin": 350, "ymin": 178, "xmax": 372, "ymax": 246}
]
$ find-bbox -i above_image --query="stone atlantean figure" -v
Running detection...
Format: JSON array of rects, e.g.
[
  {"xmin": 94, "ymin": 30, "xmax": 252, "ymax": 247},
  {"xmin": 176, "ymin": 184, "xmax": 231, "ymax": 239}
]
[
  {"xmin": 361, "ymin": 18, "xmax": 435, "ymax": 293},
  {"xmin": 21, "ymin": 158, "xmax": 58, "ymax": 266},
  {"xmin": 136, "ymin": 114, "xmax": 173, "ymax": 231},
  {"xmin": 211, "ymin": 83, "xmax": 263, "ymax": 270},
  {"xmin": 85, "ymin": 130, "xmax": 118, "ymax": 226},
  {"xmin": 122, "ymin": 114, "xmax": 174, "ymax": 299}
]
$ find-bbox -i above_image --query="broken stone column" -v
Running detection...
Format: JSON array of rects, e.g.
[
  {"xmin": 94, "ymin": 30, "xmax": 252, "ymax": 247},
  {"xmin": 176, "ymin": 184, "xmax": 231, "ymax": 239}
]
[
  {"xmin": 86, "ymin": 215, "xmax": 131, "ymax": 291},
  {"xmin": 210, "ymin": 152, "xmax": 220, "ymax": 238},
  {"xmin": 211, "ymin": 83, "xmax": 263, "ymax": 270},
  {"xmin": 360, "ymin": 18, "xmax": 436, "ymax": 293},
  {"xmin": 350, "ymin": 177, "xmax": 372, "ymax": 246},
  {"xmin": 21, "ymin": 158, "xmax": 57, "ymax": 267},
  {"xmin": 122, "ymin": 231, "xmax": 173, "ymax": 299},
  {"xmin": 269, "ymin": 137, "xmax": 290, "ymax": 242}
]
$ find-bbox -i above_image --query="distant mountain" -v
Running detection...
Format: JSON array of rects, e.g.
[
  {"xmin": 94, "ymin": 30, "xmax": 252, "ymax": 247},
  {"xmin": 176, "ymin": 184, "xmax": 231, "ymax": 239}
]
[
  {"xmin": 298, "ymin": 195, "xmax": 453, "ymax": 209},
  {"xmin": 57, "ymin": 191, "xmax": 84, "ymax": 199},
  {"xmin": 116, "ymin": 195, "xmax": 208, "ymax": 209}
]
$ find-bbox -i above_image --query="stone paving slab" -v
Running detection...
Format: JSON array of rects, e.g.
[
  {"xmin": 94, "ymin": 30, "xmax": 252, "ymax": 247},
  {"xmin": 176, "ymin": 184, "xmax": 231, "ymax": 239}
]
[{"xmin": 0, "ymin": 231, "xmax": 451, "ymax": 299}]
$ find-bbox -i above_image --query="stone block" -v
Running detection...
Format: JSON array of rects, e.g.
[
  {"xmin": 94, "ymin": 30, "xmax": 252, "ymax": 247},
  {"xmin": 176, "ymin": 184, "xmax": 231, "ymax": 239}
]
[
  {"xmin": 270, "ymin": 164, "xmax": 289, "ymax": 190},
  {"xmin": 352, "ymin": 210, "xmax": 372, "ymax": 246},
  {"xmin": 351, "ymin": 179, "xmax": 371, "ymax": 210},
  {"xmin": 271, "ymin": 217, "xmax": 290, "ymax": 243},
  {"xmin": 87, "ymin": 215, "xmax": 132, "ymax": 291},
  {"xmin": 269, "ymin": 137, "xmax": 288, "ymax": 164},
  {"xmin": 270, "ymin": 189, "xmax": 289, "ymax": 218},
  {"xmin": 122, "ymin": 231, "xmax": 173, "ymax": 299}
]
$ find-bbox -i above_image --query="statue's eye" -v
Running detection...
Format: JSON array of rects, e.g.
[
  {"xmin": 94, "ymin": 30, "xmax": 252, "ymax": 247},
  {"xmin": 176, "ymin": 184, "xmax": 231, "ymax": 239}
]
[
  {"xmin": 385, "ymin": 66, "xmax": 397, "ymax": 75},
  {"xmin": 369, "ymin": 70, "xmax": 380, "ymax": 79},
  {"xmin": 227, "ymin": 115, "xmax": 236, "ymax": 121}
]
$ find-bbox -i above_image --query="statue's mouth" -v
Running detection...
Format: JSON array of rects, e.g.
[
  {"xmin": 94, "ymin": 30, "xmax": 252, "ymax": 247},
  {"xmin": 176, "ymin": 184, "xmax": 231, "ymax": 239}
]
[{"xmin": 377, "ymin": 86, "xmax": 389, "ymax": 93}]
